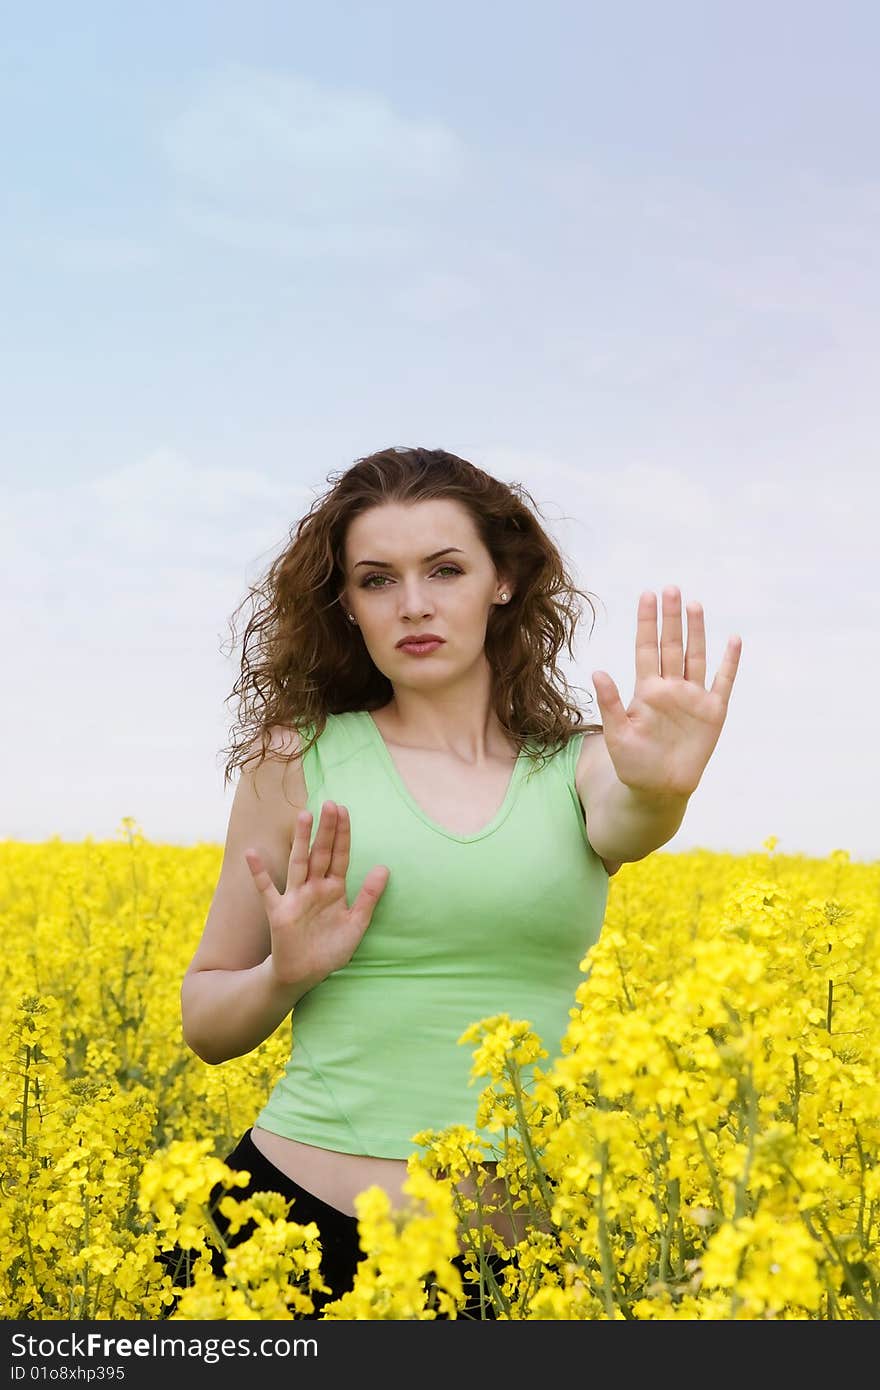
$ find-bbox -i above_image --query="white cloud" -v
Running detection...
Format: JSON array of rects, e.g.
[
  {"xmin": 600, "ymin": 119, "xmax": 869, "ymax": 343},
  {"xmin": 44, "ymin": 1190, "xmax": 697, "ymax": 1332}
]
[
  {"xmin": 4, "ymin": 449, "xmax": 322, "ymax": 841},
  {"xmin": 172, "ymin": 206, "xmax": 416, "ymax": 258},
  {"xmin": 159, "ymin": 64, "xmax": 467, "ymax": 254},
  {"xmin": 163, "ymin": 65, "xmax": 463, "ymax": 186},
  {"xmin": 4, "ymin": 448, "xmax": 310, "ymax": 619}
]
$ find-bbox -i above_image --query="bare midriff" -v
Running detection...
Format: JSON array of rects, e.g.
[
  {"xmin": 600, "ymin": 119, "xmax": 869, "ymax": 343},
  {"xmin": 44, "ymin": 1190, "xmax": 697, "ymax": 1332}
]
[{"xmin": 250, "ymin": 1126, "xmax": 547, "ymax": 1255}]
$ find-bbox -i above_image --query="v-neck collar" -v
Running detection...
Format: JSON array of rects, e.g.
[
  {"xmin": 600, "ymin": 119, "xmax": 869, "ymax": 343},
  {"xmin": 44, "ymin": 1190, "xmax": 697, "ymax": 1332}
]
[{"xmin": 360, "ymin": 709, "xmax": 529, "ymax": 844}]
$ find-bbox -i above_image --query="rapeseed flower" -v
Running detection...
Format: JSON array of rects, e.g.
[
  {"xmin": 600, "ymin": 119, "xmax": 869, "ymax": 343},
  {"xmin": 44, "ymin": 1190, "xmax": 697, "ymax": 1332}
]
[{"xmin": 1, "ymin": 831, "xmax": 877, "ymax": 1318}]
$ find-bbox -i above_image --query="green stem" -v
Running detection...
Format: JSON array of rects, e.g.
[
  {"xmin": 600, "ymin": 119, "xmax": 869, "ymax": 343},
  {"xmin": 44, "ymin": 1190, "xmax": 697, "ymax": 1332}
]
[
  {"xmin": 637, "ymin": 1117, "xmax": 674, "ymax": 1284},
  {"xmin": 693, "ymin": 1119, "xmax": 725, "ymax": 1215},
  {"xmin": 80, "ymin": 1189, "xmax": 90, "ymax": 1319},
  {"xmin": 659, "ymin": 1178, "xmax": 680, "ymax": 1285},
  {"xmin": 21, "ymin": 1214, "xmax": 39, "ymax": 1306},
  {"xmin": 505, "ymin": 1061, "xmax": 554, "ymax": 1214},
  {"xmin": 782, "ymin": 1160, "xmax": 875, "ymax": 1320},
  {"xmin": 22, "ymin": 1043, "xmax": 31, "ymax": 1147},
  {"xmin": 456, "ymin": 1221, "xmax": 509, "ymax": 1318},
  {"xmin": 613, "ymin": 947, "xmax": 636, "ymax": 1011},
  {"xmin": 595, "ymin": 1142, "xmax": 632, "ymax": 1319},
  {"xmin": 466, "ymin": 1159, "xmax": 491, "ymax": 1317},
  {"xmin": 201, "ymin": 1194, "xmax": 269, "ymax": 1318},
  {"xmin": 803, "ymin": 1209, "xmax": 874, "ymax": 1320},
  {"xmin": 855, "ymin": 1129, "xmax": 867, "ymax": 1246},
  {"xmin": 733, "ymin": 1069, "xmax": 758, "ymax": 1221}
]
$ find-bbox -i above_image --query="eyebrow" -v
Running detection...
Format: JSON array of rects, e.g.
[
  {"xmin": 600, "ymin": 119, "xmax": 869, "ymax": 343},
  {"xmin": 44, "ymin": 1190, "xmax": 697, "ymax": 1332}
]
[{"xmin": 353, "ymin": 547, "xmax": 465, "ymax": 570}]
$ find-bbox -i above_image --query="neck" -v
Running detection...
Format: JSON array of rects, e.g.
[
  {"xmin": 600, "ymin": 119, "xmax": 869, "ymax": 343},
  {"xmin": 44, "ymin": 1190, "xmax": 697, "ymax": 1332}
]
[{"xmin": 380, "ymin": 662, "xmax": 510, "ymax": 763}]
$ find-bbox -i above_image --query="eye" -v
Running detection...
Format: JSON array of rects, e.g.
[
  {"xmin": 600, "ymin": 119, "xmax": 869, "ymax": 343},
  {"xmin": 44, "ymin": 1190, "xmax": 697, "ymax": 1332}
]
[{"xmin": 360, "ymin": 565, "xmax": 462, "ymax": 590}]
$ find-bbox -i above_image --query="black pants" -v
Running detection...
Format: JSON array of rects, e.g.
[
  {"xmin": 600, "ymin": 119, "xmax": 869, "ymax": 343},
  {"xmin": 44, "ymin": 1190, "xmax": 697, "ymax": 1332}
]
[{"xmin": 158, "ymin": 1128, "xmax": 507, "ymax": 1319}]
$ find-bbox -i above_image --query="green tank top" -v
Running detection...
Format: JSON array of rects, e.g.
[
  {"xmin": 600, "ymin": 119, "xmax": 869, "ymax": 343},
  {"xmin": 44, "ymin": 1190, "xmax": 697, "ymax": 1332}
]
[{"xmin": 255, "ymin": 709, "xmax": 610, "ymax": 1159}]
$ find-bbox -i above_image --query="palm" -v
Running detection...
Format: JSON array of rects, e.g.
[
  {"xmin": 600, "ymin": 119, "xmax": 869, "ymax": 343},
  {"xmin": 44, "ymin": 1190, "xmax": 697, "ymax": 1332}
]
[
  {"xmin": 592, "ymin": 589, "xmax": 742, "ymax": 800},
  {"xmin": 245, "ymin": 801, "xmax": 390, "ymax": 988}
]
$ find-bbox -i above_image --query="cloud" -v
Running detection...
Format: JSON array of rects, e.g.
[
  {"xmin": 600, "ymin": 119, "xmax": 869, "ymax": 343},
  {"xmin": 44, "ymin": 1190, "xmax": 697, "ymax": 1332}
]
[
  {"xmin": 3, "ymin": 449, "xmax": 312, "ymax": 625},
  {"xmin": 159, "ymin": 63, "xmax": 467, "ymax": 254},
  {"xmin": 470, "ymin": 445, "xmax": 876, "ymax": 632},
  {"xmin": 173, "ymin": 206, "xmax": 416, "ymax": 258}
]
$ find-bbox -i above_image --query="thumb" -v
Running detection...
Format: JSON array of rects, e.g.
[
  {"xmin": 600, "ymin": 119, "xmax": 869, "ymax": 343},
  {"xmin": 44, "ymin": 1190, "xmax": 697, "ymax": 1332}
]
[
  {"xmin": 349, "ymin": 865, "xmax": 390, "ymax": 930},
  {"xmin": 592, "ymin": 671, "xmax": 624, "ymax": 732}
]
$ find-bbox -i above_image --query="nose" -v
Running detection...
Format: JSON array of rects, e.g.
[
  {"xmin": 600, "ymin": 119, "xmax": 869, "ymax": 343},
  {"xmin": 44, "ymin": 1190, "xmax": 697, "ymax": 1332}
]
[{"xmin": 397, "ymin": 581, "xmax": 435, "ymax": 620}]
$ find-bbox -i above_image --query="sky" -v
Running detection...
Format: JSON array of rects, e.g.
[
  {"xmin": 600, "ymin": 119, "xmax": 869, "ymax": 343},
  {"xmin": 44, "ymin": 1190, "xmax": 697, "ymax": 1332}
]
[{"xmin": 3, "ymin": 1, "xmax": 877, "ymax": 861}]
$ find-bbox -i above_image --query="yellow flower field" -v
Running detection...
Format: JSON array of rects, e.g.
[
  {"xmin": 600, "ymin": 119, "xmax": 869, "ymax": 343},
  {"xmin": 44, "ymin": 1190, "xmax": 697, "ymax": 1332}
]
[{"xmin": 1, "ymin": 821, "xmax": 877, "ymax": 1320}]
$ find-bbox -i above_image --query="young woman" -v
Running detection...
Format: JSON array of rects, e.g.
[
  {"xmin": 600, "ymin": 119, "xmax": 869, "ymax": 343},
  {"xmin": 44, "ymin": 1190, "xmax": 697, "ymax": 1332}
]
[{"xmin": 171, "ymin": 445, "xmax": 741, "ymax": 1319}]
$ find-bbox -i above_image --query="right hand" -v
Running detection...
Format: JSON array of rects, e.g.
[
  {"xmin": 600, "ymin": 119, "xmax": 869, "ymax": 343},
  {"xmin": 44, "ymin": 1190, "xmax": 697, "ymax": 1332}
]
[{"xmin": 244, "ymin": 801, "xmax": 390, "ymax": 989}]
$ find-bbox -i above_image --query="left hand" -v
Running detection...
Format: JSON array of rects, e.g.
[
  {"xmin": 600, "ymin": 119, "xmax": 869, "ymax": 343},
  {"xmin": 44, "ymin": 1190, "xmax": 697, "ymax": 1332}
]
[{"xmin": 591, "ymin": 588, "xmax": 742, "ymax": 801}]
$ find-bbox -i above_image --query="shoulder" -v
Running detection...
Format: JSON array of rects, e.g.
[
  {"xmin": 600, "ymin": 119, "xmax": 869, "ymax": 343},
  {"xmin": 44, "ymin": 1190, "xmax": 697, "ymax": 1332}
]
[
  {"xmin": 241, "ymin": 722, "xmax": 304, "ymax": 766},
  {"xmin": 573, "ymin": 732, "xmax": 622, "ymax": 877},
  {"xmin": 240, "ymin": 711, "xmax": 365, "ymax": 803},
  {"xmin": 239, "ymin": 723, "xmax": 308, "ymax": 827}
]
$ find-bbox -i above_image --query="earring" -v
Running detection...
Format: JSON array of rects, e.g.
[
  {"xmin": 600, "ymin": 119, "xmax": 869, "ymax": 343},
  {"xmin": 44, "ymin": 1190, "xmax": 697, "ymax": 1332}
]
[
  {"xmin": 499, "ymin": 592, "xmax": 508, "ymax": 602},
  {"xmin": 348, "ymin": 613, "xmax": 356, "ymax": 623}
]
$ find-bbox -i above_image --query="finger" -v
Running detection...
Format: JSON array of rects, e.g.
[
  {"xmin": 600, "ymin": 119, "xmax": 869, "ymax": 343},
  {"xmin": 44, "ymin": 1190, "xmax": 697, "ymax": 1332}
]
[
  {"xmin": 591, "ymin": 669, "xmax": 626, "ymax": 738},
  {"xmin": 244, "ymin": 847, "xmax": 282, "ymax": 906},
  {"xmin": 684, "ymin": 600, "xmax": 707, "ymax": 686},
  {"xmin": 659, "ymin": 586, "xmax": 684, "ymax": 680},
  {"xmin": 287, "ymin": 810, "xmax": 313, "ymax": 889},
  {"xmin": 635, "ymin": 591, "xmax": 660, "ymax": 686},
  {"xmin": 308, "ymin": 801, "xmax": 338, "ymax": 878},
  {"xmin": 348, "ymin": 865, "xmax": 390, "ymax": 932},
  {"xmin": 710, "ymin": 635, "xmax": 743, "ymax": 708},
  {"xmin": 328, "ymin": 803, "xmax": 351, "ymax": 879}
]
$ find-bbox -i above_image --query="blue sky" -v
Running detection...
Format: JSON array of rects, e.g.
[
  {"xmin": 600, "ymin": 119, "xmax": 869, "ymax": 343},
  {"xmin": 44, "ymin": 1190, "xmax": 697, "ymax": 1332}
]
[{"xmin": 4, "ymin": 2, "xmax": 877, "ymax": 859}]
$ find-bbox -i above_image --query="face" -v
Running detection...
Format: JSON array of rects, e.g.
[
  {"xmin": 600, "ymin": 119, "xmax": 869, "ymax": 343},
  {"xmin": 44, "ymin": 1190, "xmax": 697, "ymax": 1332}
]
[{"xmin": 339, "ymin": 498, "xmax": 512, "ymax": 684}]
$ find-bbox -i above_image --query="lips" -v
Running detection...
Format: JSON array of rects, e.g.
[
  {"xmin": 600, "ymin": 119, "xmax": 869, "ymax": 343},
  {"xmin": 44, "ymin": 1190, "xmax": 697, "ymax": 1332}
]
[{"xmin": 396, "ymin": 635, "xmax": 445, "ymax": 648}]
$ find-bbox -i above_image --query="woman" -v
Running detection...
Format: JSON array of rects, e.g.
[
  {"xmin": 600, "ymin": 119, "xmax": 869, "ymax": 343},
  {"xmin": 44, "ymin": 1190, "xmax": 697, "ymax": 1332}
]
[{"xmin": 171, "ymin": 445, "xmax": 741, "ymax": 1318}]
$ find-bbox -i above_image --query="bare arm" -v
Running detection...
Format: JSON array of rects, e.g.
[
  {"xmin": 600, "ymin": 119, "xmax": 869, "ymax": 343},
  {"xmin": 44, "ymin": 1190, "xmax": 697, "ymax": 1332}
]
[
  {"xmin": 182, "ymin": 956, "xmax": 322, "ymax": 1066},
  {"xmin": 180, "ymin": 729, "xmax": 315, "ymax": 1065},
  {"xmin": 588, "ymin": 776, "xmax": 690, "ymax": 865},
  {"xmin": 577, "ymin": 727, "xmax": 688, "ymax": 867},
  {"xmin": 181, "ymin": 727, "xmax": 390, "ymax": 1066},
  {"xmin": 575, "ymin": 732, "xmax": 623, "ymax": 874}
]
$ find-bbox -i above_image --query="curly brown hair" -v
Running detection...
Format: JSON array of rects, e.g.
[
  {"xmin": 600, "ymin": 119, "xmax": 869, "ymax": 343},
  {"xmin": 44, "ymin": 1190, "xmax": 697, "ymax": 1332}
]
[{"xmin": 219, "ymin": 445, "xmax": 603, "ymax": 788}]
